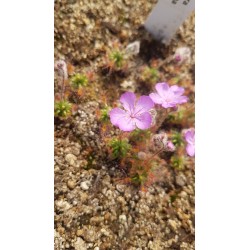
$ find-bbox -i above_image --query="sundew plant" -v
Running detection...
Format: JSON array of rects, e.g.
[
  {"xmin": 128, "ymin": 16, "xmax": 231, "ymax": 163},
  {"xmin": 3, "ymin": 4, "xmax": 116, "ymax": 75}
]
[{"xmin": 108, "ymin": 82, "xmax": 195, "ymax": 189}]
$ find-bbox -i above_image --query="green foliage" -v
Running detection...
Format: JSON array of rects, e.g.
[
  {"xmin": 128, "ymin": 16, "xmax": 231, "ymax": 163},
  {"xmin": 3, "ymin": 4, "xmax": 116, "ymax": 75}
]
[
  {"xmin": 54, "ymin": 100, "xmax": 72, "ymax": 118},
  {"xmin": 109, "ymin": 137, "xmax": 131, "ymax": 159},
  {"xmin": 109, "ymin": 50, "xmax": 124, "ymax": 69},
  {"xmin": 131, "ymin": 171, "xmax": 148, "ymax": 185},
  {"xmin": 172, "ymin": 131, "xmax": 184, "ymax": 147},
  {"xmin": 130, "ymin": 129, "xmax": 151, "ymax": 143},
  {"xmin": 71, "ymin": 73, "xmax": 88, "ymax": 89},
  {"xmin": 170, "ymin": 194, "xmax": 178, "ymax": 203},
  {"xmin": 167, "ymin": 110, "xmax": 184, "ymax": 123},
  {"xmin": 170, "ymin": 155, "xmax": 184, "ymax": 170},
  {"xmin": 141, "ymin": 67, "xmax": 159, "ymax": 84},
  {"xmin": 100, "ymin": 106, "xmax": 111, "ymax": 122}
]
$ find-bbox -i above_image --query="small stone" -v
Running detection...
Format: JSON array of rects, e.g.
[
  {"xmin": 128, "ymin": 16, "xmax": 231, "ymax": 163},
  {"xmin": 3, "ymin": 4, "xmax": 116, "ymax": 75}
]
[
  {"xmin": 76, "ymin": 229, "xmax": 84, "ymax": 236},
  {"xmin": 67, "ymin": 179, "xmax": 76, "ymax": 190},
  {"xmin": 74, "ymin": 237, "xmax": 87, "ymax": 250},
  {"xmin": 125, "ymin": 41, "xmax": 140, "ymax": 55},
  {"xmin": 116, "ymin": 184, "xmax": 125, "ymax": 193},
  {"xmin": 119, "ymin": 214, "xmax": 127, "ymax": 223},
  {"xmin": 168, "ymin": 219, "xmax": 178, "ymax": 232},
  {"xmin": 80, "ymin": 181, "xmax": 90, "ymax": 190},
  {"xmin": 176, "ymin": 173, "xmax": 187, "ymax": 187},
  {"xmin": 55, "ymin": 200, "xmax": 71, "ymax": 211},
  {"xmin": 65, "ymin": 153, "xmax": 77, "ymax": 166}
]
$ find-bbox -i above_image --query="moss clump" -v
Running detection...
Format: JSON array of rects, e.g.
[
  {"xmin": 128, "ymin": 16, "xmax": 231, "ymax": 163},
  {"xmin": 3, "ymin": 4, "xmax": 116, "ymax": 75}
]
[
  {"xmin": 71, "ymin": 73, "xmax": 88, "ymax": 89},
  {"xmin": 109, "ymin": 137, "xmax": 131, "ymax": 159},
  {"xmin": 54, "ymin": 100, "xmax": 72, "ymax": 118},
  {"xmin": 109, "ymin": 50, "xmax": 124, "ymax": 69},
  {"xmin": 170, "ymin": 155, "xmax": 184, "ymax": 170}
]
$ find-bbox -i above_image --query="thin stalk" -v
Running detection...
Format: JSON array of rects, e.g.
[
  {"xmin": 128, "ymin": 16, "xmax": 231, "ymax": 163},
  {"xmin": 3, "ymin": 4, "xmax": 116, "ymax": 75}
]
[{"xmin": 60, "ymin": 73, "xmax": 65, "ymax": 101}]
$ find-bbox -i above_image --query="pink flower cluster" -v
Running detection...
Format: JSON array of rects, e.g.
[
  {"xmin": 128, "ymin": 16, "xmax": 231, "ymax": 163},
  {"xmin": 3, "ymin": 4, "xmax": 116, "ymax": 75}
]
[{"xmin": 109, "ymin": 82, "xmax": 188, "ymax": 132}]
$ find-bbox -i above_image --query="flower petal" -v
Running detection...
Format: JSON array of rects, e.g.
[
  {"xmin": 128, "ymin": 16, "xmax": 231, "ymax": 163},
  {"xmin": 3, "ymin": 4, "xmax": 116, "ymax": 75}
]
[
  {"xmin": 149, "ymin": 93, "xmax": 163, "ymax": 104},
  {"xmin": 120, "ymin": 92, "xmax": 136, "ymax": 113},
  {"xmin": 176, "ymin": 95, "xmax": 189, "ymax": 104},
  {"xmin": 162, "ymin": 102, "xmax": 176, "ymax": 109},
  {"xmin": 185, "ymin": 129, "xmax": 195, "ymax": 144},
  {"xmin": 155, "ymin": 82, "xmax": 169, "ymax": 99},
  {"xmin": 109, "ymin": 108, "xmax": 127, "ymax": 126},
  {"xmin": 135, "ymin": 112, "xmax": 152, "ymax": 130},
  {"xmin": 186, "ymin": 143, "xmax": 195, "ymax": 157},
  {"xmin": 171, "ymin": 85, "xmax": 185, "ymax": 95},
  {"xmin": 134, "ymin": 95, "xmax": 154, "ymax": 115},
  {"xmin": 116, "ymin": 116, "xmax": 136, "ymax": 132}
]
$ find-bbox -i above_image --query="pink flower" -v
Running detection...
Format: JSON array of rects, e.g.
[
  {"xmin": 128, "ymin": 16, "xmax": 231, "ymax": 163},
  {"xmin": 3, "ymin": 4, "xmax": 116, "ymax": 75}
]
[
  {"xmin": 149, "ymin": 82, "xmax": 188, "ymax": 109},
  {"xmin": 184, "ymin": 128, "xmax": 195, "ymax": 157},
  {"xmin": 173, "ymin": 47, "xmax": 191, "ymax": 65},
  {"xmin": 166, "ymin": 141, "xmax": 176, "ymax": 152},
  {"xmin": 151, "ymin": 132, "xmax": 175, "ymax": 152},
  {"xmin": 109, "ymin": 92, "xmax": 154, "ymax": 132}
]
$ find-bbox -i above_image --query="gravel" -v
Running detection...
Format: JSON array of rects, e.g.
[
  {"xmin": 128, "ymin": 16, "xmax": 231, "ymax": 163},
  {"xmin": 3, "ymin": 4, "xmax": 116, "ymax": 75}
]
[{"xmin": 54, "ymin": 0, "xmax": 195, "ymax": 249}]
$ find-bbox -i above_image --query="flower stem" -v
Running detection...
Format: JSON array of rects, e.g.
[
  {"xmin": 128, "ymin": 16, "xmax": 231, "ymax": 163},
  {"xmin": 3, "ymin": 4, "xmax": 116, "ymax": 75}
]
[{"xmin": 60, "ymin": 73, "xmax": 65, "ymax": 101}]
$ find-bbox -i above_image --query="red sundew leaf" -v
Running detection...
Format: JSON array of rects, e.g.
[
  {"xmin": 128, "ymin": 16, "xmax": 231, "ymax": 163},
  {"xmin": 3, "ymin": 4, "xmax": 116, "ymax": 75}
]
[
  {"xmin": 64, "ymin": 90, "xmax": 71, "ymax": 99},
  {"xmin": 67, "ymin": 63, "xmax": 75, "ymax": 75},
  {"xmin": 77, "ymin": 88, "xmax": 84, "ymax": 97},
  {"xmin": 54, "ymin": 93, "xmax": 61, "ymax": 101},
  {"xmin": 64, "ymin": 79, "xmax": 70, "ymax": 86},
  {"xmin": 150, "ymin": 59, "xmax": 159, "ymax": 68},
  {"xmin": 86, "ymin": 71, "xmax": 95, "ymax": 81},
  {"xmin": 71, "ymin": 104, "xmax": 78, "ymax": 114}
]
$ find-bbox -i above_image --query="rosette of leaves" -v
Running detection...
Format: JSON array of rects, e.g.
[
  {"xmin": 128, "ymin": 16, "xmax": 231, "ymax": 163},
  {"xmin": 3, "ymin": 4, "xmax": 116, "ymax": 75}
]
[
  {"xmin": 109, "ymin": 138, "xmax": 131, "ymax": 159},
  {"xmin": 71, "ymin": 73, "xmax": 88, "ymax": 89},
  {"xmin": 54, "ymin": 100, "xmax": 72, "ymax": 118},
  {"xmin": 100, "ymin": 106, "xmax": 111, "ymax": 122},
  {"xmin": 170, "ymin": 155, "xmax": 184, "ymax": 170},
  {"xmin": 141, "ymin": 66, "xmax": 159, "ymax": 84},
  {"xmin": 109, "ymin": 50, "xmax": 125, "ymax": 69},
  {"xmin": 171, "ymin": 131, "xmax": 184, "ymax": 147}
]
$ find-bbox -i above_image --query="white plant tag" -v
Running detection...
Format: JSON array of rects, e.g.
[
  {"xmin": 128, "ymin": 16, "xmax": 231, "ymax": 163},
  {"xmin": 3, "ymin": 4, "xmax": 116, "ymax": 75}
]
[{"xmin": 144, "ymin": 0, "xmax": 195, "ymax": 44}]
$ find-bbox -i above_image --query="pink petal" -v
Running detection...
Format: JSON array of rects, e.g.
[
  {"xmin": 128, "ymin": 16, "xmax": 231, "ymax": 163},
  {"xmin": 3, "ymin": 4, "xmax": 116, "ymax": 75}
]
[
  {"xmin": 171, "ymin": 85, "xmax": 185, "ymax": 95},
  {"xmin": 185, "ymin": 129, "xmax": 195, "ymax": 144},
  {"xmin": 149, "ymin": 93, "xmax": 164, "ymax": 104},
  {"xmin": 186, "ymin": 143, "xmax": 195, "ymax": 157},
  {"xmin": 109, "ymin": 108, "xmax": 126, "ymax": 126},
  {"xmin": 176, "ymin": 95, "xmax": 188, "ymax": 104},
  {"xmin": 116, "ymin": 116, "xmax": 136, "ymax": 132},
  {"xmin": 120, "ymin": 92, "xmax": 136, "ymax": 113},
  {"xmin": 167, "ymin": 141, "xmax": 176, "ymax": 151},
  {"xmin": 134, "ymin": 95, "xmax": 154, "ymax": 115},
  {"xmin": 162, "ymin": 102, "xmax": 176, "ymax": 109},
  {"xmin": 155, "ymin": 82, "xmax": 169, "ymax": 99},
  {"xmin": 135, "ymin": 112, "xmax": 152, "ymax": 130}
]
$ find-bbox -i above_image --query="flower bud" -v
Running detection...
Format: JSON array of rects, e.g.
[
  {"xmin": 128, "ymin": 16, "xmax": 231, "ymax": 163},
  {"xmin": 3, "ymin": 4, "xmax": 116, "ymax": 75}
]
[
  {"xmin": 54, "ymin": 60, "xmax": 68, "ymax": 79},
  {"xmin": 166, "ymin": 141, "xmax": 175, "ymax": 152},
  {"xmin": 151, "ymin": 132, "xmax": 168, "ymax": 150},
  {"xmin": 173, "ymin": 47, "xmax": 191, "ymax": 65}
]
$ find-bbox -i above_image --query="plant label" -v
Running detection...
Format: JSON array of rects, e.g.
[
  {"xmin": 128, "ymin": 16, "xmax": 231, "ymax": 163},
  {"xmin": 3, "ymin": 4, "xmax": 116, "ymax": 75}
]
[{"xmin": 144, "ymin": 0, "xmax": 195, "ymax": 44}]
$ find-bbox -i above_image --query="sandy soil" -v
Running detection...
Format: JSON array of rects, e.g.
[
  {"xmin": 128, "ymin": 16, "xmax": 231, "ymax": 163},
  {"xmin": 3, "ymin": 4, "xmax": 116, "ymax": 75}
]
[{"xmin": 54, "ymin": 0, "xmax": 195, "ymax": 249}]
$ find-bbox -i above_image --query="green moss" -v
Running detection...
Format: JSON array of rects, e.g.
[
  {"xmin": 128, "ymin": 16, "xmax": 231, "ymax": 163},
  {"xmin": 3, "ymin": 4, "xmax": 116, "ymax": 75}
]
[
  {"xmin": 130, "ymin": 129, "xmax": 151, "ymax": 143},
  {"xmin": 54, "ymin": 100, "xmax": 72, "ymax": 118},
  {"xmin": 109, "ymin": 137, "xmax": 131, "ymax": 159},
  {"xmin": 141, "ymin": 67, "xmax": 159, "ymax": 84},
  {"xmin": 100, "ymin": 106, "xmax": 111, "ymax": 122},
  {"xmin": 170, "ymin": 155, "xmax": 184, "ymax": 170},
  {"xmin": 71, "ymin": 73, "xmax": 88, "ymax": 89},
  {"xmin": 109, "ymin": 50, "xmax": 124, "ymax": 69},
  {"xmin": 172, "ymin": 131, "xmax": 184, "ymax": 147}
]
